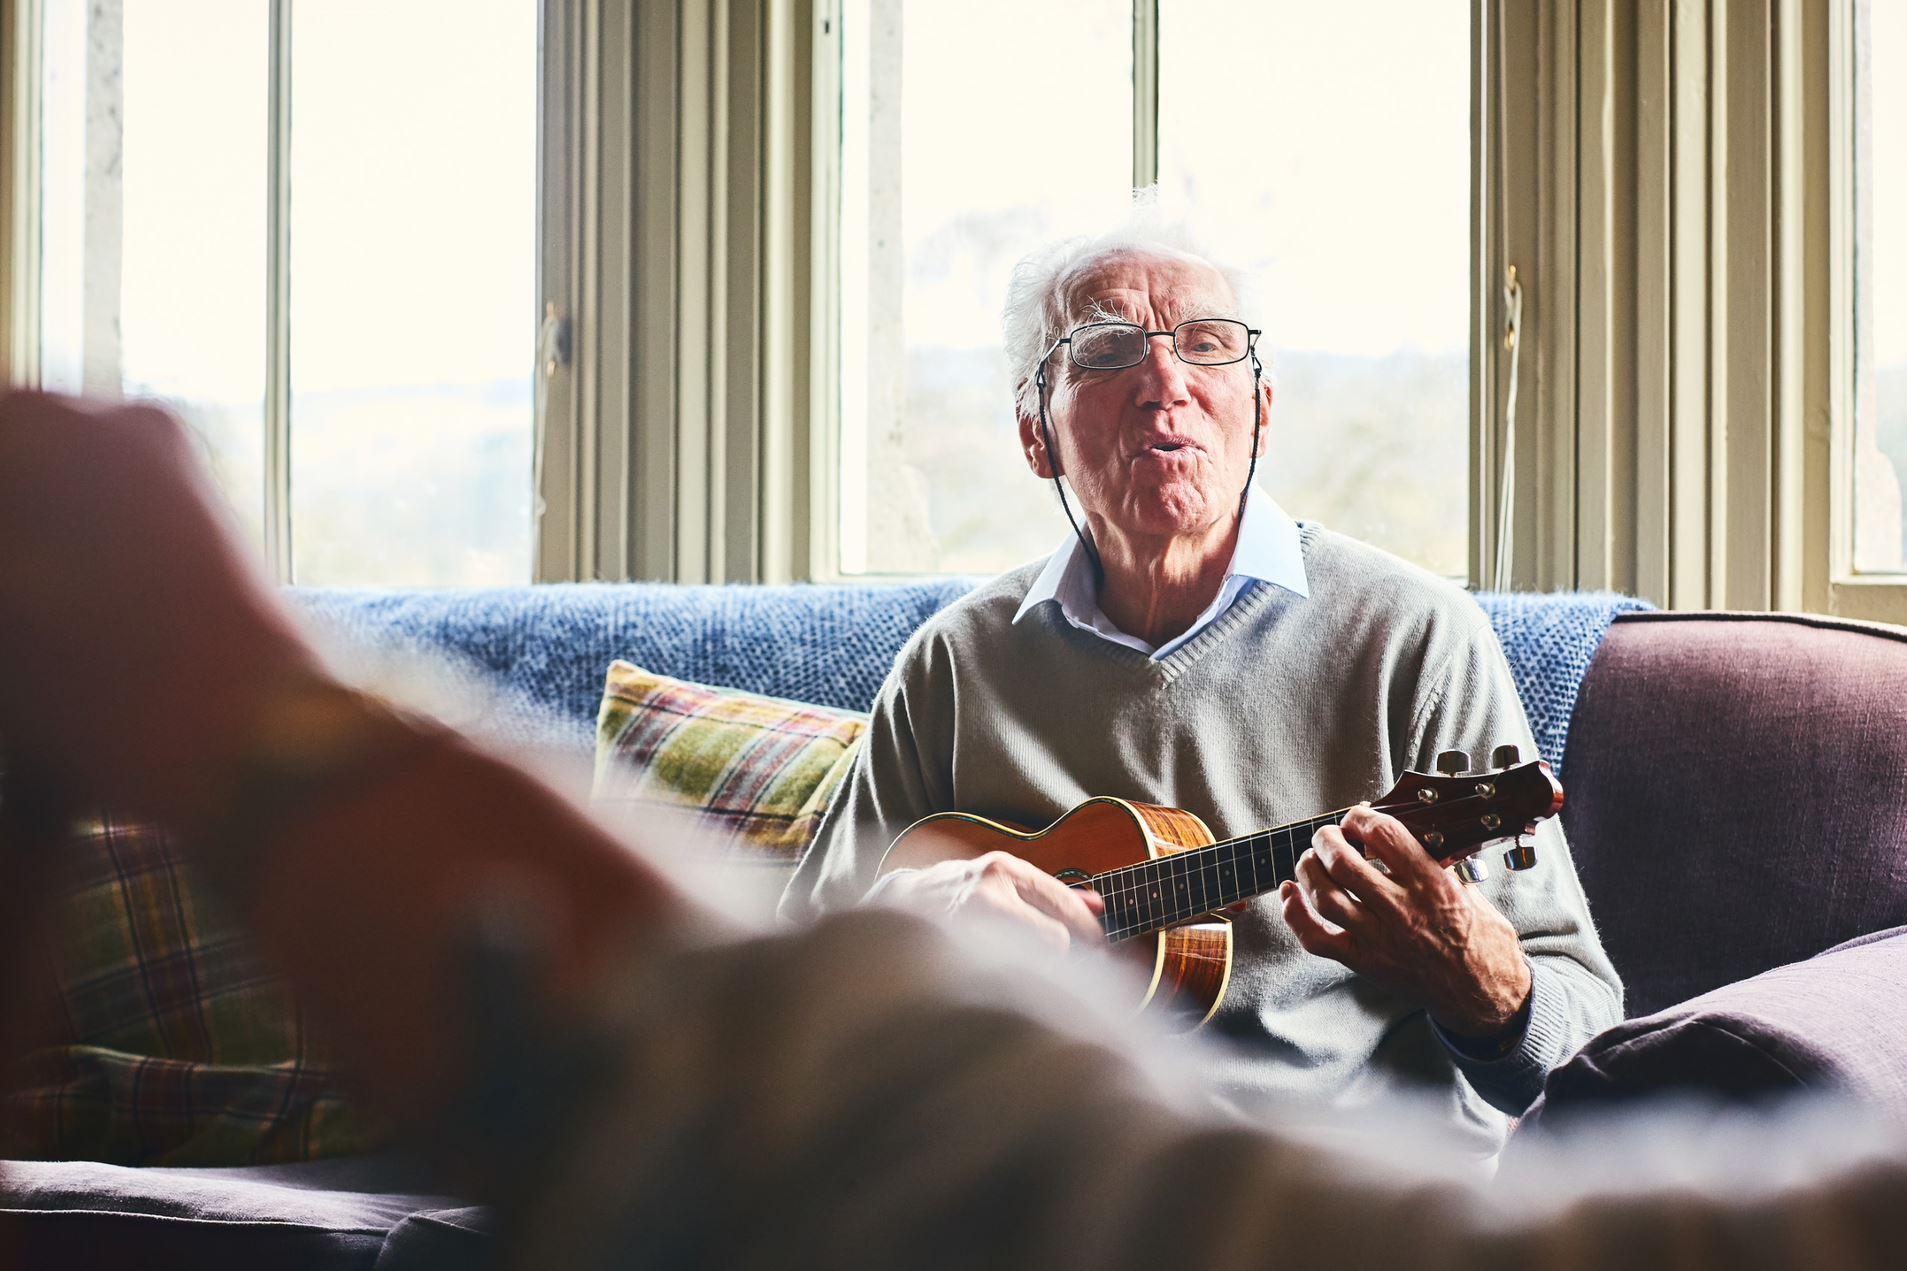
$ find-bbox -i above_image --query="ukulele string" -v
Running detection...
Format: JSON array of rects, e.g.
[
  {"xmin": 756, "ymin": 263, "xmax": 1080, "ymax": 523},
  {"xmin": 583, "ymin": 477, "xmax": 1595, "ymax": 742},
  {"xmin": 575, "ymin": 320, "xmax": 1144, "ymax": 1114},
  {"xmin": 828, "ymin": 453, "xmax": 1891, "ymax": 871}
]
[
  {"xmin": 1086, "ymin": 791, "xmax": 1531, "ymax": 944},
  {"xmin": 1077, "ymin": 789, "xmax": 1516, "ymax": 893}
]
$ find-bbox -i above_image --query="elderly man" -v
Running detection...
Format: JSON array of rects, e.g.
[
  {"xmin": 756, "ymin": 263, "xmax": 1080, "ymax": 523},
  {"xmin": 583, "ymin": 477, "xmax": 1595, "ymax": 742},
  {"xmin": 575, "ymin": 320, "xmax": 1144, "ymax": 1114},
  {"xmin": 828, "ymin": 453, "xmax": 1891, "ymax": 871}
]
[{"xmin": 781, "ymin": 216, "xmax": 1622, "ymax": 1154}]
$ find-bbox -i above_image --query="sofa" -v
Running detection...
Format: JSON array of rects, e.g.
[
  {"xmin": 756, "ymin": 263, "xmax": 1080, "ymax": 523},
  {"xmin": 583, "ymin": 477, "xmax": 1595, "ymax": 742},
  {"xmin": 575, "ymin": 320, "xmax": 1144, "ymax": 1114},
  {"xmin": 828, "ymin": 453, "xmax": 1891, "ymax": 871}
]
[{"xmin": 5, "ymin": 582, "xmax": 1907, "ymax": 1269}]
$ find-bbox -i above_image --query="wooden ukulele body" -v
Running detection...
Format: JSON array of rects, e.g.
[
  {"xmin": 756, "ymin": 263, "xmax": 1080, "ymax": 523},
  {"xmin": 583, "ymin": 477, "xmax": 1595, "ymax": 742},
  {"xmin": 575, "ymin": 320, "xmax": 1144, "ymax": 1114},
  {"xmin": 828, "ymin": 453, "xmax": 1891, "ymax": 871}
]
[{"xmin": 880, "ymin": 797, "xmax": 1235, "ymax": 1029}]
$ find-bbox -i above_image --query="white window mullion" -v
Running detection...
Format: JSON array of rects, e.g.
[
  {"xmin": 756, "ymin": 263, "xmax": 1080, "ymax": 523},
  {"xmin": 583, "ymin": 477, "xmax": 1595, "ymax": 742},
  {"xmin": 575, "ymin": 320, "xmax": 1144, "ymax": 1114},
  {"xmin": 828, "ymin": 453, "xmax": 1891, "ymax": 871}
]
[
  {"xmin": 533, "ymin": 0, "xmax": 581, "ymax": 584},
  {"xmin": 1815, "ymin": 0, "xmax": 1907, "ymax": 622},
  {"xmin": 79, "ymin": 0, "xmax": 121, "ymax": 396},
  {"xmin": 1470, "ymin": 0, "xmax": 1497, "ymax": 590},
  {"xmin": 802, "ymin": 0, "xmax": 845, "ymax": 582},
  {"xmin": 1, "ymin": 0, "xmax": 45, "ymax": 386},
  {"xmin": 263, "ymin": 0, "xmax": 293, "ymax": 582},
  {"xmin": 1132, "ymin": 0, "xmax": 1158, "ymax": 190}
]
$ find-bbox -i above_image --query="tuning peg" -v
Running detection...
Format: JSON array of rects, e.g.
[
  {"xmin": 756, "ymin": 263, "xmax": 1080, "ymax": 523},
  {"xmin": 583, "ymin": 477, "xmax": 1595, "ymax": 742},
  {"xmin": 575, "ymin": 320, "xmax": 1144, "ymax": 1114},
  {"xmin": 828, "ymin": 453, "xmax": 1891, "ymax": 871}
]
[
  {"xmin": 1435, "ymin": 748, "xmax": 1471, "ymax": 776},
  {"xmin": 1454, "ymin": 858, "xmax": 1490, "ymax": 884},
  {"xmin": 1490, "ymin": 743, "xmax": 1521, "ymax": 770},
  {"xmin": 1502, "ymin": 839, "xmax": 1538, "ymax": 871}
]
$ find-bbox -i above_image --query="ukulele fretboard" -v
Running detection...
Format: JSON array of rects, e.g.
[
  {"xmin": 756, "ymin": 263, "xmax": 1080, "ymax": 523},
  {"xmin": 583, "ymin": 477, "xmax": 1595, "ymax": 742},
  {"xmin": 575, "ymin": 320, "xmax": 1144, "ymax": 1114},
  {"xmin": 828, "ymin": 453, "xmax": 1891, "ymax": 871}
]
[{"xmin": 1092, "ymin": 810, "xmax": 1348, "ymax": 942}]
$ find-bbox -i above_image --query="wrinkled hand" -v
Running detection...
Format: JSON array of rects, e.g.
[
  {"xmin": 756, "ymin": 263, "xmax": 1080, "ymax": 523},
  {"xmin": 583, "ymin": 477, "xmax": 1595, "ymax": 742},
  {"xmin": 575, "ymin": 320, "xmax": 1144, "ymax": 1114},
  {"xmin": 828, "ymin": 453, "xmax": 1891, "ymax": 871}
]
[
  {"xmin": 1279, "ymin": 804, "xmax": 1531, "ymax": 1038},
  {"xmin": 0, "ymin": 391, "xmax": 321, "ymax": 822},
  {"xmin": 869, "ymin": 851, "xmax": 1106, "ymax": 954}
]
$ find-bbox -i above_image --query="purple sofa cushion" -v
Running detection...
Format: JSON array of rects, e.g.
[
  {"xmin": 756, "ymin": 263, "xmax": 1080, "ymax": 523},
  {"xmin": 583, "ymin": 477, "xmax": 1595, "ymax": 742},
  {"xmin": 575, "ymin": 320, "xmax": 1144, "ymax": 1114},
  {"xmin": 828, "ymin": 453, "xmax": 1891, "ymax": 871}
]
[
  {"xmin": 1522, "ymin": 925, "xmax": 1907, "ymax": 1129},
  {"xmin": 1561, "ymin": 613, "xmax": 1907, "ymax": 1018}
]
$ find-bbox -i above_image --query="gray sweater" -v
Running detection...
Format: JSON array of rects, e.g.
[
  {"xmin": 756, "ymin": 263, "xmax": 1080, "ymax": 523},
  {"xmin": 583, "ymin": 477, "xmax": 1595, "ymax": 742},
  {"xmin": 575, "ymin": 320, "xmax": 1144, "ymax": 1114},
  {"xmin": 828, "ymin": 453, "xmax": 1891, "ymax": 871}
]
[{"xmin": 781, "ymin": 524, "xmax": 1622, "ymax": 1155}]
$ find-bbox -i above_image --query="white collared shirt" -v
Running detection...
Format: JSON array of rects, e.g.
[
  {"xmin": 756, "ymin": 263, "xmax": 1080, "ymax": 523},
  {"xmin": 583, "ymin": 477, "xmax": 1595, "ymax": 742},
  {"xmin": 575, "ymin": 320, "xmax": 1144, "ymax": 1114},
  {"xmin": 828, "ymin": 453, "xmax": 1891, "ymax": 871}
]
[{"xmin": 1010, "ymin": 484, "xmax": 1310, "ymax": 661}]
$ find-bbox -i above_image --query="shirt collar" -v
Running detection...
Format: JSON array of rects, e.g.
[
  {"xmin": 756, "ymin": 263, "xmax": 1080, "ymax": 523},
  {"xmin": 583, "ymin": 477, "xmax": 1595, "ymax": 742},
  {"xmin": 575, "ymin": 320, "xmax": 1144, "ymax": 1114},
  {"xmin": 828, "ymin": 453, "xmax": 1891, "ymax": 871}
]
[{"xmin": 1012, "ymin": 483, "xmax": 1310, "ymax": 629}]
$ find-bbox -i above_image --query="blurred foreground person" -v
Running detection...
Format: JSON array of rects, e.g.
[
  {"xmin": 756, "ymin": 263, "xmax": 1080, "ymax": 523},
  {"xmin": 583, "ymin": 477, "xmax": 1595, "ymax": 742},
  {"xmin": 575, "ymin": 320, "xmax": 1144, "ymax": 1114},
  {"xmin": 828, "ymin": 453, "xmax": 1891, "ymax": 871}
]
[{"xmin": 3, "ymin": 389, "xmax": 1907, "ymax": 1270}]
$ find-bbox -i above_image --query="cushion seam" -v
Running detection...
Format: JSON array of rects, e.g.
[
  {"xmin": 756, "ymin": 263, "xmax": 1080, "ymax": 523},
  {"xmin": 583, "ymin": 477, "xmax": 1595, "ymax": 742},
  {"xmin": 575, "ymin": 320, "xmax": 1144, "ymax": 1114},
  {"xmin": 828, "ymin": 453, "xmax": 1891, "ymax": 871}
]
[
  {"xmin": 0, "ymin": 1207, "xmax": 391, "ymax": 1233},
  {"xmin": 1612, "ymin": 610, "xmax": 1907, "ymax": 644}
]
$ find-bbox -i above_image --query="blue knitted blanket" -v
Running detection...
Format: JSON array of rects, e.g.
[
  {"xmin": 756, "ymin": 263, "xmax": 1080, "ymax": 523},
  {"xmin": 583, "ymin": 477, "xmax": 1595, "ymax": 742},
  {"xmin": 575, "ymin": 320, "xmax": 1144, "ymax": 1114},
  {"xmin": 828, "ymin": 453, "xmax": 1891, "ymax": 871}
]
[
  {"xmin": 292, "ymin": 581, "xmax": 975, "ymax": 750},
  {"xmin": 1470, "ymin": 591, "xmax": 1654, "ymax": 775},
  {"xmin": 294, "ymin": 584, "xmax": 1650, "ymax": 779}
]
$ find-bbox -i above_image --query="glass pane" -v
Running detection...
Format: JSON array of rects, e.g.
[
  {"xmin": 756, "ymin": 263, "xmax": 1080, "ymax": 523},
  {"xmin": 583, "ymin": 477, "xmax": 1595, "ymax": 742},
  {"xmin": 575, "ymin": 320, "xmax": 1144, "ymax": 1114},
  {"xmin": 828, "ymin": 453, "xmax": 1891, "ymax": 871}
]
[
  {"xmin": 838, "ymin": 0, "xmax": 1129, "ymax": 575},
  {"xmin": 1160, "ymin": 2, "xmax": 1471, "ymax": 578},
  {"xmin": 1856, "ymin": 0, "xmax": 1907, "ymax": 574},
  {"xmin": 38, "ymin": 0, "xmax": 269, "ymax": 537},
  {"xmin": 288, "ymin": 0, "xmax": 536, "ymax": 587}
]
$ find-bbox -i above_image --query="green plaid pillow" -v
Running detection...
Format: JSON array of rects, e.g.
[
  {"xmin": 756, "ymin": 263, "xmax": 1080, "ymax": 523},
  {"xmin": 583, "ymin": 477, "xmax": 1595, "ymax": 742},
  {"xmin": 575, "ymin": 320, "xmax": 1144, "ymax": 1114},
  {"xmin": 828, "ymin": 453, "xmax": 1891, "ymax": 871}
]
[
  {"xmin": 592, "ymin": 661, "xmax": 867, "ymax": 867},
  {"xmin": 2, "ymin": 813, "xmax": 385, "ymax": 1166}
]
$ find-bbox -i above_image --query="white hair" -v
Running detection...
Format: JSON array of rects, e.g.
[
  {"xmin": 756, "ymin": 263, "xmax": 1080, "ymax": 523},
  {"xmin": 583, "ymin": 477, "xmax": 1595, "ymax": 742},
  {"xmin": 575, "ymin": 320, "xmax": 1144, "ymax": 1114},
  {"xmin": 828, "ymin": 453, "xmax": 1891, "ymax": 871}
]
[{"xmin": 1002, "ymin": 194, "xmax": 1267, "ymax": 419}]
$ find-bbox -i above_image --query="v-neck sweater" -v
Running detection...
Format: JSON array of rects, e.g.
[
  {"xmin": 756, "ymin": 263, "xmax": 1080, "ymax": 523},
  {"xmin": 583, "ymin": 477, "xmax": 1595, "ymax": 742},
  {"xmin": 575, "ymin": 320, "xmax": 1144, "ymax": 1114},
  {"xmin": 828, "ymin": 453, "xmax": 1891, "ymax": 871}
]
[{"xmin": 780, "ymin": 523, "xmax": 1622, "ymax": 1157}]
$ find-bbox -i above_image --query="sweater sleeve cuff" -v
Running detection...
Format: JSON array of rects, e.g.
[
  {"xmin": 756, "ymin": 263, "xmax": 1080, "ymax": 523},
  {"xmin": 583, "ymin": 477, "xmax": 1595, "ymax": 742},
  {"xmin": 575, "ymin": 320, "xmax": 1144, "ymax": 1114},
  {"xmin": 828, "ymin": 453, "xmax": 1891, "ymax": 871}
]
[
  {"xmin": 1434, "ymin": 992, "xmax": 1532, "ymax": 1061},
  {"xmin": 1434, "ymin": 960, "xmax": 1576, "ymax": 1115}
]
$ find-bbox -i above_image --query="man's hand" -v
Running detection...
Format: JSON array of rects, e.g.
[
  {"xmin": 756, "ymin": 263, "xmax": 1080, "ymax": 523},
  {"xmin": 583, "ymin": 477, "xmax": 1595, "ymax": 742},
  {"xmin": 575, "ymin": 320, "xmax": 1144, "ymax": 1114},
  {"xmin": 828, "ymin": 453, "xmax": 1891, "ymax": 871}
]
[
  {"xmin": 1278, "ymin": 804, "xmax": 1531, "ymax": 1039},
  {"xmin": 868, "ymin": 852, "xmax": 1106, "ymax": 954}
]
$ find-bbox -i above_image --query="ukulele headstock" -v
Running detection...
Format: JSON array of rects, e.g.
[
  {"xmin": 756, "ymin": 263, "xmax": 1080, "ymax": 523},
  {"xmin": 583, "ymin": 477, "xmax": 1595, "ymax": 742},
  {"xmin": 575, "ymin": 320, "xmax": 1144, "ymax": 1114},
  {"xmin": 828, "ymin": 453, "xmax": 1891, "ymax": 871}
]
[{"xmin": 1376, "ymin": 745, "xmax": 1563, "ymax": 876}]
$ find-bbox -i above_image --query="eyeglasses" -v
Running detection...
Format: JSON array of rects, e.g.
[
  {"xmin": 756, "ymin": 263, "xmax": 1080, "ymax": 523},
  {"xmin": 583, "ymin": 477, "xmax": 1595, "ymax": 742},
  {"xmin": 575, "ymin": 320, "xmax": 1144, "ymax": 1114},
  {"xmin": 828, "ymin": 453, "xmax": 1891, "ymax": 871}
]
[{"xmin": 1040, "ymin": 317, "xmax": 1260, "ymax": 371}]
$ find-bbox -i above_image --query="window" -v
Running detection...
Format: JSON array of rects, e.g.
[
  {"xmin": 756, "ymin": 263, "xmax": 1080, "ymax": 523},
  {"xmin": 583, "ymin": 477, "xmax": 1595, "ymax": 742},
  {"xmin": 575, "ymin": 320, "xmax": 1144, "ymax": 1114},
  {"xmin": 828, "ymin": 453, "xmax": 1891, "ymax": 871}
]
[
  {"xmin": 835, "ymin": 0, "xmax": 1130, "ymax": 576},
  {"xmin": 1855, "ymin": 0, "xmax": 1907, "ymax": 575},
  {"xmin": 1158, "ymin": 3, "xmax": 1471, "ymax": 580},
  {"xmin": 34, "ymin": 0, "xmax": 537, "ymax": 587},
  {"xmin": 38, "ymin": 0, "xmax": 270, "ymax": 534},
  {"xmin": 833, "ymin": 0, "xmax": 1471, "ymax": 578}
]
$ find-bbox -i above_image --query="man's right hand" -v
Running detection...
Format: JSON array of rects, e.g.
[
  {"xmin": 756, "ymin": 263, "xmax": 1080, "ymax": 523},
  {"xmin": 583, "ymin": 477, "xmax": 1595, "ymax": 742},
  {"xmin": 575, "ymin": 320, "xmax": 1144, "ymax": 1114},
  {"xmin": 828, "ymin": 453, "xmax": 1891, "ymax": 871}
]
[{"xmin": 865, "ymin": 851, "xmax": 1105, "ymax": 953}]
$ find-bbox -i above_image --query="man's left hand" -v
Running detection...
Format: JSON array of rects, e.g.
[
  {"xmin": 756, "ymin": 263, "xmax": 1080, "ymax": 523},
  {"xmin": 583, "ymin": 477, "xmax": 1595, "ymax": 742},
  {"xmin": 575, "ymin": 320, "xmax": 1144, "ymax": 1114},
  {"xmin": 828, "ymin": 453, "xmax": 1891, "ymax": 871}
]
[{"xmin": 1278, "ymin": 803, "xmax": 1531, "ymax": 1040}]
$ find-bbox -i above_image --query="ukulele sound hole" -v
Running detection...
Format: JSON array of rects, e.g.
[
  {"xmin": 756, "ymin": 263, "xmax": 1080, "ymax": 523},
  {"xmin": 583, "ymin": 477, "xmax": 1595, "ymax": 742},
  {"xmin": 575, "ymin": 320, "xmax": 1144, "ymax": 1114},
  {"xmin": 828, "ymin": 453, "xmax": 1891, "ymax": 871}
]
[{"xmin": 1055, "ymin": 868, "xmax": 1092, "ymax": 886}]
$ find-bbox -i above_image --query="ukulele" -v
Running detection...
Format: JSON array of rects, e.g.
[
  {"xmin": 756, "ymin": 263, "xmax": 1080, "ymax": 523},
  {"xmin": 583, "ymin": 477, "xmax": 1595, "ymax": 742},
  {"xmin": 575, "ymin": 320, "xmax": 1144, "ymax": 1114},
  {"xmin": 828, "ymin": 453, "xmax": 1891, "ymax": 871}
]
[{"xmin": 878, "ymin": 744, "xmax": 1563, "ymax": 1030}]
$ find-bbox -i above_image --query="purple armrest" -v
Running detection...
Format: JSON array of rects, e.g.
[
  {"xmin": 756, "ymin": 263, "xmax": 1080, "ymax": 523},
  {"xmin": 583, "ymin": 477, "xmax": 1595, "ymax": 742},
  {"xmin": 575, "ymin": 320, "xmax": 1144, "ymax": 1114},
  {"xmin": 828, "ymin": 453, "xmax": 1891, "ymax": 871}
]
[
  {"xmin": 1523, "ymin": 925, "xmax": 1907, "ymax": 1128},
  {"xmin": 1561, "ymin": 612, "xmax": 1907, "ymax": 1019}
]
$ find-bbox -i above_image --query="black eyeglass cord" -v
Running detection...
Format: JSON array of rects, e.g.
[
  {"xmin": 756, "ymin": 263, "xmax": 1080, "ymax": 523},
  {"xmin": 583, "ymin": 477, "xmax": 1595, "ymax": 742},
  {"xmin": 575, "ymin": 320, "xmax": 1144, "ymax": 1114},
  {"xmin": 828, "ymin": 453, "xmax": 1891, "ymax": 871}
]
[
  {"xmin": 1036, "ymin": 362, "xmax": 1107, "ymax": 591},
  {"xmin": 1240, "ymin": 349, "xmax": 1263, "ymax": 519},
  {"xmin": 1035, "ymin": 352, "xmax": 1264, "ymax": 592}
]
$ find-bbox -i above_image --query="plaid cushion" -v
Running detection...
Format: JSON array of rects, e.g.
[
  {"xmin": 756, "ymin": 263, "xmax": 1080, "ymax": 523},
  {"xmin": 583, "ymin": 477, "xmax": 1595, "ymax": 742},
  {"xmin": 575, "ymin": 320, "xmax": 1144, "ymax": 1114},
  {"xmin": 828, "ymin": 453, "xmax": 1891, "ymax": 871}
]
[
  {"xmin": 592, "ymin": 661, "xmax": 867, "ymax": 866},
  {"xmin": 3, "ymin": 813, "xmax": 384, "ymax": 1165}
]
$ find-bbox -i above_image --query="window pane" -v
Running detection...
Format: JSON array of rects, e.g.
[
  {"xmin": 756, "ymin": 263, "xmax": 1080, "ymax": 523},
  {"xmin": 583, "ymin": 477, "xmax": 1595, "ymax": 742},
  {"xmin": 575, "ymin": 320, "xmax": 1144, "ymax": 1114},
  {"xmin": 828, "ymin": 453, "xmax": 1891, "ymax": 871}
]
[
  {"xmin": 288, "ymin": 0, "xmax": 536, "ymax": 587},
  {"xmin": 1160, "ymin": 2, "xmax": 1471, "ymax": 578},
  {"xmin": 837, "ymin": 0, "xmax": 1129, "ymax": 575},
  {"xmin": 1856, "ymin": 0, "xmax": 1907, "ymax": 574},
  {"xmin": 38, "ymin": 0, "xmax": 269, "ymax": 537}
]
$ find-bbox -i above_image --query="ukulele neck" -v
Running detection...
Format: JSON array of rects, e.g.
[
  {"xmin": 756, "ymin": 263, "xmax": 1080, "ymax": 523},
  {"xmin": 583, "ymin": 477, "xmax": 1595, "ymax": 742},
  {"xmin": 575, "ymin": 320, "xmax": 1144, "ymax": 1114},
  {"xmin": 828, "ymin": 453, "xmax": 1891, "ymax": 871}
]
[{"xmin": 1091, "ymin": 811, "xmax": 1348, "ymax": 943}]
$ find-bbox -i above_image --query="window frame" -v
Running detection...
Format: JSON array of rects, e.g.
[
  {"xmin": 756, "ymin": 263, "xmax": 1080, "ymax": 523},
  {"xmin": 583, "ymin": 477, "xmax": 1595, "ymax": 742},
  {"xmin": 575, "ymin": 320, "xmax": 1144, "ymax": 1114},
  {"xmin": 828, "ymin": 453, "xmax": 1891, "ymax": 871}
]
[
  {"xmin": 535, "ymin": 0, "xmax": 814, "ymax": 585},
  {"xmin": 264, "ymin": 0, "xmax": 291, "ymax": 580},
  {"xmin": 1815, "ymin": 0, "xmax": 1907, "ymax": 622},
  {"xmin": 3, "ymin": 0, "xmax": 550, "ymax": 588},
  {"xmin": 1484, "ymin": 0, "xmax": 1906, "ymax": 624},
  {"xmin": 13, "ymin": 2, "xmax": 1895, "ymax": 617},
  {"xmin": 803, "ymin": 0, "xmax": 1494, "ymax": 585},
  {"xmin": 7, "ymin": 0, "xmax": 298, "ymax": 582},
  {"xmin": 0, "ymin": 0, "xmax": 40, "ymax": 387},
  {"xmin": 770, "ymin": 0, "xmax": 1907, "ymax": 614}
]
